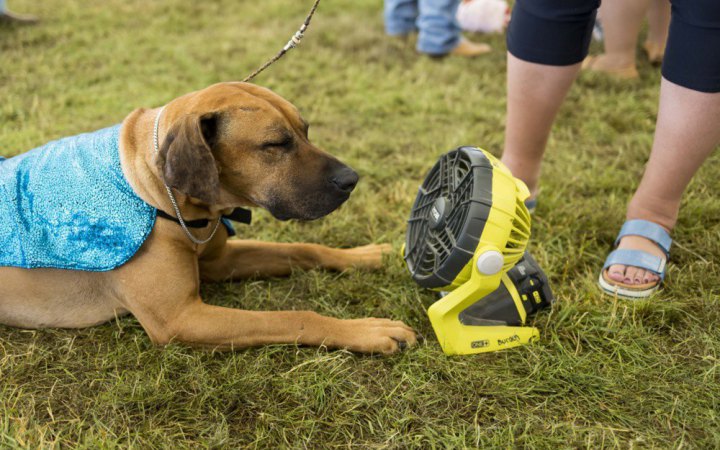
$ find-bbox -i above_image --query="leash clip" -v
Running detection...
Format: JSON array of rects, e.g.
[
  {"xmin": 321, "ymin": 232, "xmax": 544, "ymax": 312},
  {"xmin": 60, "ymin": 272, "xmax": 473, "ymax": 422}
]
[
  {"xmin": 284, "ymin": 29, "xmax": 306, "ymax": 51},
  {"xmin": 243, "ymin": 0, "xmax": 321, "ymax": 82}
]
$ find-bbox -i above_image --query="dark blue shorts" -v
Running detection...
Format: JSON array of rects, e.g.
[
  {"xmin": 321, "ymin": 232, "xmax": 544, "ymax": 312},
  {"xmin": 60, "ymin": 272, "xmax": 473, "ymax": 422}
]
[{"xmin": 506, "ymin": 0, "xmax": 720, "ymax": 93}]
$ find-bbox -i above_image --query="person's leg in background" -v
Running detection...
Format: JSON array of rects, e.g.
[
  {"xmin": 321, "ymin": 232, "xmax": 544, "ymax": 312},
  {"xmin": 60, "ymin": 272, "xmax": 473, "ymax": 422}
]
[
  {"xmin": 583, "ymin": 0, "xmax": 649, "ymax": 78},
  {"xmin": 501, "ymin": 0, "xmax": 600, "ymax": 199},
  {"xmin": 416, "ymin": 0, "xmax": 490, "ymax": 57},
  {"xmin": 605, "ymin": 0, "xmax": 720, "ymax": 286},
  {"xmin": 384, "ymin": 0, "xmax": 419, "ymax": 38},
  {"xmin": 585, "ymin": 0, "xmax": 670, "ymax": 77},
  {"xmin": 0, "ymin": 0, "xmax": 39, "ymax": 24},
  {"xmin": 644, "ymin": 0, "xmax": 671, "ymax": 64}
]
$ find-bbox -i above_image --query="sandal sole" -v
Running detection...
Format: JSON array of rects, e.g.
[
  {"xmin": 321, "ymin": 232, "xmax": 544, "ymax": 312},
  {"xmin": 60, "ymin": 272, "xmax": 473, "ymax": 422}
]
[{"xmin": 598, "ymin": 271, "xmax": 660, "ymax": 300}]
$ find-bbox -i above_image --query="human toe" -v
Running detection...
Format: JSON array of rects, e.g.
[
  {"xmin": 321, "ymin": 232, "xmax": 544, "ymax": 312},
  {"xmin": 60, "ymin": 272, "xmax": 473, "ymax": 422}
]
[{"xmin": 607, "ymin": 264, "xmax": 626, "ymax": 282}]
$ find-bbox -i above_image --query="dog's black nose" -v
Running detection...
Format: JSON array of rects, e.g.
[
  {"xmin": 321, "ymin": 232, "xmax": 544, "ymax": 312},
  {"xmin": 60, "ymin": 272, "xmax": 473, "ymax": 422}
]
[{"xmin": 329, "ymin": 167, "xmax": 359, "ymax": 193}]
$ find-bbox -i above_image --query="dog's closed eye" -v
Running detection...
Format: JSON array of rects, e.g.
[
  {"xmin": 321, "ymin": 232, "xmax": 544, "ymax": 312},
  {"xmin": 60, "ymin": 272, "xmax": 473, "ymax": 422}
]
[{"xmin": 262, "ymin": 135, "xmax": 294, "ymax": 150}]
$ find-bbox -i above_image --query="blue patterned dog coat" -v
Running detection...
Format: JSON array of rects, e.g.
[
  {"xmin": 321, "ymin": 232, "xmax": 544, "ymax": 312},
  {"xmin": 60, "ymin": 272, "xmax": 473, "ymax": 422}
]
[{"xmin": 0, "ymin": 125, "xmax": 236, "ymax": 271}]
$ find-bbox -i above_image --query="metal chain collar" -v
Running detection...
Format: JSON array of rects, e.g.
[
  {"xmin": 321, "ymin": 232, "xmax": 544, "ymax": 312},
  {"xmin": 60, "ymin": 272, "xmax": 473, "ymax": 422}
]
[{"xmin": 153, "ymin": 106, "xmax": 222, "ymax": 246}]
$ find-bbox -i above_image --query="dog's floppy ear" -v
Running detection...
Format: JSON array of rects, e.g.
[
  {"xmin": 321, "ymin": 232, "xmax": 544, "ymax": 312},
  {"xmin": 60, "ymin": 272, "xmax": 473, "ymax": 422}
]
[{"xmin": 158, "ymin": 113, "xmax": 221, "ymax": 205}]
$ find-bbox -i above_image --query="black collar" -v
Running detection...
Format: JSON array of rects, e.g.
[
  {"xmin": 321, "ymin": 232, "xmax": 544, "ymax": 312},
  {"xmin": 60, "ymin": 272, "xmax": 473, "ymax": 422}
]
[{"xmin": 156, "ymin": 207, "xmax": 252, "ymax": 228}]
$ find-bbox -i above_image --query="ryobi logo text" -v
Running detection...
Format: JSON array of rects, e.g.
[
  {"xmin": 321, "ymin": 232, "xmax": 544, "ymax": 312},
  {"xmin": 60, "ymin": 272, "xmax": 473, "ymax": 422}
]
[
  {"xmin": 431, "ymin": 206, "xmax": 440, "ymax": 222},
  {"xmin": 498, "ymin": 334, "xmax": 520, "ymax": 346}
]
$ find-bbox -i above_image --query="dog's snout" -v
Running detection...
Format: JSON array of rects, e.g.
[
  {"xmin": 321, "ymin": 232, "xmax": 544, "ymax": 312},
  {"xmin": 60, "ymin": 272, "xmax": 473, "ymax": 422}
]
[{"xmin": 329, "ymin": 167, "xmax": 359, "ymax": 193}]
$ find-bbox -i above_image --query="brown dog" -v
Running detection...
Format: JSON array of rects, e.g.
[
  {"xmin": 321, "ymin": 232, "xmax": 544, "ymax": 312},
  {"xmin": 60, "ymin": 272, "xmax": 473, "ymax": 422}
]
[{"xmin": 0, "ymin": 82, "xmax": 417, "ymax": 355}]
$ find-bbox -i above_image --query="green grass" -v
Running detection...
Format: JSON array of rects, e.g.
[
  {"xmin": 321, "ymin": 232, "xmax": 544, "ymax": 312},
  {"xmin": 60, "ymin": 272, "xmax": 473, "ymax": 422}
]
[{"xmin": 2, "ymin": 0, "xmax": 720, "ymax": 448}]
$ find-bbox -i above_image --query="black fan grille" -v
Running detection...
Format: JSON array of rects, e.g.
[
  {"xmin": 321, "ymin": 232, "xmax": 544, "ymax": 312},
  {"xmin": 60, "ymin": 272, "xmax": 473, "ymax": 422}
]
[{"xmin": 405, "ymin": 147, "xmax": 492, "ymax": 288}]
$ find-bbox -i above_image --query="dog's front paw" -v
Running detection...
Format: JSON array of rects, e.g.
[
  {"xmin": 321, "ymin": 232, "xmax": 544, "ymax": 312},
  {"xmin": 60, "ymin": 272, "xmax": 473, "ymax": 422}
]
[
  {"xmin": 339, "ymin": 317, "xmax": 417, "ymax": 355},
  {"xmin": 336, "ymin": 244, "xmax": 393, "ymax": 271}
]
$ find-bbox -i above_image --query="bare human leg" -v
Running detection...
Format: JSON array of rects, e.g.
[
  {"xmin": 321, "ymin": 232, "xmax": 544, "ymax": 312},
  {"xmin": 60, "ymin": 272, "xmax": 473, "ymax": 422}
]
[
  {"xmin": 500, "ymin": 52, "xmax": 582, "ymax": 199},
  {"xmin": 583, "ymin": 0, "xmax": 649, "ymax": 78},
  {"xmin": 644, "ymin": 0, "xmax": 671, "ymax": 63},
  {"xmin": 606, "ymin": 78, "xmax": 720, "ymax": 285}
]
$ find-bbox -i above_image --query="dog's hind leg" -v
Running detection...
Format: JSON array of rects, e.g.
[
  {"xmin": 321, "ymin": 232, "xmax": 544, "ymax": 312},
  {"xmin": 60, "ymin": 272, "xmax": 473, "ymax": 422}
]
[{"xmin": 198, "ymin": 240, "xmax": 392, "ymax": 282}]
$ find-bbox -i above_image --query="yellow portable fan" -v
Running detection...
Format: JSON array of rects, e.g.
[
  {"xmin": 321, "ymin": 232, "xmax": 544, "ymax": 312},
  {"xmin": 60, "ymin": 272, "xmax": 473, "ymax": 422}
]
[{"xmin": 404, "ymin": 146, "xmax": 553, "ymax": 355}]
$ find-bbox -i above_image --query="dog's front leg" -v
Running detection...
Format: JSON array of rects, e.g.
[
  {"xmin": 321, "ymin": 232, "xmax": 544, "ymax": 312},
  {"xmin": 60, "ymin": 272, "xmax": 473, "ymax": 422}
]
[
  {"xmin": 118, "ymin": 233, "xmax": 414, "ymax": 354},
  {"xmin": 131, "ymin": 298, "xmax": 416, "ymax": 355},
  {"xmin": 199, "ymin": 239, "xmax": 392, "ymax": 282}
]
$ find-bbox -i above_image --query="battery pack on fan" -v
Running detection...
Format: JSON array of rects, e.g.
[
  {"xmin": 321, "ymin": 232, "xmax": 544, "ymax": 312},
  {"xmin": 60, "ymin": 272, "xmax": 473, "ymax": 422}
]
[{"xmin": 404, "ymin": 147, "xmax": 553, "ymax": 355}]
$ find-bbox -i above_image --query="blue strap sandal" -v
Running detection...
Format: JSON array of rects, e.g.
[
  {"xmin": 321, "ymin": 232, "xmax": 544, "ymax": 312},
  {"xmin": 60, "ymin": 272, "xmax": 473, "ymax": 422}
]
[
  {"xmin": 598, "ymin": 219, "xmax": 672, "ymax": 299},
  {"xmin": 524, "ymin": 198, "xmax": 537, "ymax": 214}
]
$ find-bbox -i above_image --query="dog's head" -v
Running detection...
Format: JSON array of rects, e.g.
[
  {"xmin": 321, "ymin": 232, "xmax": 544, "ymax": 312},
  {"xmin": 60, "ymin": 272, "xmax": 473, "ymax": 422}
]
[{"xmin": 156, "ymin": 82, "xmax": 358, "ymax": 221}]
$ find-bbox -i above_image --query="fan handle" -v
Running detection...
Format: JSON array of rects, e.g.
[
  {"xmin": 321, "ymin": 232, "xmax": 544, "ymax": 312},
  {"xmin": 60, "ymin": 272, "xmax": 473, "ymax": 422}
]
[{"xmin": 427, "ymin": 246, "xmax": 539, "ymax": 355}]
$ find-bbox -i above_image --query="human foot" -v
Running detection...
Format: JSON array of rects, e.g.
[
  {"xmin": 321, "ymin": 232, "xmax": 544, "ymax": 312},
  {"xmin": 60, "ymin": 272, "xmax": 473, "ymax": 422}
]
[
  {"xmin": 599, "ymin": 219, "xmax": 672, "ymax": 299},
  {"xmin": 642, "ymin": 40, "xmax": 665, "ymax": 65},
  {"xmin": 0, "ymin": 10, "xmax": 39, "ymax": 25},
  {"xmin": 524, "ymin": 197, "xmax": 537, "ymax": 214},
  {"xmin": 582, "ymin": 54, "xmax": 639, "ymax": 80},
  {"xmin": 523, "ymin": 187, "xmax": 540, "ymax": 214},
  {"xmin": 448, "ymin": 37, "xmax": 491, "ymax": 58},
  {"xmin": 606, "ymin": 235, "xmax": 667, "ymax": 284}
]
